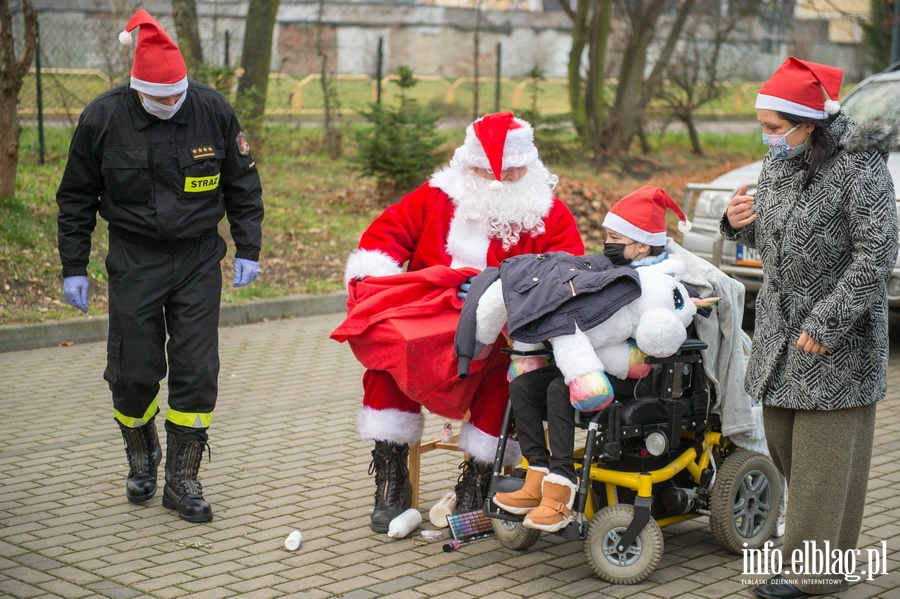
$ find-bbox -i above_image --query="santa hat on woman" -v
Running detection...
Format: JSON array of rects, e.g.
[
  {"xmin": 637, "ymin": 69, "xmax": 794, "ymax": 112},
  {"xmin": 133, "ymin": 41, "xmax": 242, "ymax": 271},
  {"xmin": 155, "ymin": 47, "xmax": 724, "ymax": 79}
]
[
  {"xmin": 450, "ymin": 112, "xmax": 540, "ymax": 190},
  {"xmin": 602, "ymin": 186, "xmax": 690, "ymax": 246},
  {"xmin": 755, "ymin": 57, "xmax": 843, "ymax": 120},
  {"xmin": 118, "ymin": 10, "xmax": 188, "ymax": 96}
]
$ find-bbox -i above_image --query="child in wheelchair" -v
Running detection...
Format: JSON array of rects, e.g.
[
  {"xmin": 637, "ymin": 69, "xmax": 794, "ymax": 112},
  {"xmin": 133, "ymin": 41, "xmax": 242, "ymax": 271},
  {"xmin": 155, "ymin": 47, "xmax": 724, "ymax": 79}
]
[
  {"xmin": 458, "ymin": 186, "xmax": 779, "ymax": 583},
  {"xmin": 493, "ymin": 185, "xmax": 699, "ymax": 531}
]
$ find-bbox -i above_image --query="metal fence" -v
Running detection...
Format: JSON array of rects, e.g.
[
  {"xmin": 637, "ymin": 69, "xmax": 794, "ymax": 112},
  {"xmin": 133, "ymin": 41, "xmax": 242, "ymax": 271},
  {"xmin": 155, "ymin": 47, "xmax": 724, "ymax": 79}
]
[
  {"xmin": 20, "ymin": 67, "xmax": 774, "ymax": 124},
  {"xmin": 16, "ymin": 10, "xmax": 778, "ymax": 124}
]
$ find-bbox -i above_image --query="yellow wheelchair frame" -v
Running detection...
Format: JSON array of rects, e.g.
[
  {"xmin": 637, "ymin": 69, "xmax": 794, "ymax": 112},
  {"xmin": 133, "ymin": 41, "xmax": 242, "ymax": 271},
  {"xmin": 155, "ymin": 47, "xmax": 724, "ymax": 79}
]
[{"xmin": 485, "ymin": 338, "xmax": 782, "ymax": 584}]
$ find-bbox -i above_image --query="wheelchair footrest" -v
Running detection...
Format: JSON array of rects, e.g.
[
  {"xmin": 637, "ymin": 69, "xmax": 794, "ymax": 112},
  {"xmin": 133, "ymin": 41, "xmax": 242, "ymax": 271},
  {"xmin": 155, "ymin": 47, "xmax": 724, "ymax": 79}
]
[{"xmin": 485, "ymin": 474, "xmax": 526, "ymax": 522}]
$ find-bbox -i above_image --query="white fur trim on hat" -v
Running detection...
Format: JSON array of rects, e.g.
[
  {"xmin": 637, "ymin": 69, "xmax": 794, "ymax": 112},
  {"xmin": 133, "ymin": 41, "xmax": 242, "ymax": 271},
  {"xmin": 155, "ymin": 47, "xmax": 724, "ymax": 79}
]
[
  {"xmin": 130, "ymin": 75, "xmax": 188, "ymax": 97},
  {"xmin": 343, "ymin": 248, "xmax": 403, "ymax": 287},
  {"xmin": 450, "ymin": 117, "xmax": 539, "ymax": 172},
  {"xmin": 755, "ymin": 93, "xmax": 829, "ymax": 120},
  {"xmin": 603, "ymin": 212, "xmax": 668, "ymax": 246},
  {"xmin": 357, "ymin": 407, "xmax": 425, "ymax": 445}
]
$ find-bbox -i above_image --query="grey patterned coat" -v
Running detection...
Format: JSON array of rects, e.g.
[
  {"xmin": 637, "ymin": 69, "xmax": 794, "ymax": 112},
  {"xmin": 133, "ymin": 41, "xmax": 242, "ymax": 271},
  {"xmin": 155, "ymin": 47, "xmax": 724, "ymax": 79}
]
[{"xmin": 721, "ymin": 114, "xmax": 897, "ymax": 410}]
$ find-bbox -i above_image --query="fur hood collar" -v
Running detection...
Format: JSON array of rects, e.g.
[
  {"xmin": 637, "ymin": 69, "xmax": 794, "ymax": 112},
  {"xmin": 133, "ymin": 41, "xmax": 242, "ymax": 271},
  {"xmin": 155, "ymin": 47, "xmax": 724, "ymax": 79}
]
[{"xmin": 833, "ymin": 113, "xmax": 897, "ymax": 155}]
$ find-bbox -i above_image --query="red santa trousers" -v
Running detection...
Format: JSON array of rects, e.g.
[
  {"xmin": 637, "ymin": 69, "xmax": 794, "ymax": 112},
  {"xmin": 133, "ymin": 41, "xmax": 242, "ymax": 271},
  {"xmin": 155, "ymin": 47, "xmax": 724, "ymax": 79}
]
[{"xmin": 331, "ymin": 266, "xmax": 519, "ymax": 465}]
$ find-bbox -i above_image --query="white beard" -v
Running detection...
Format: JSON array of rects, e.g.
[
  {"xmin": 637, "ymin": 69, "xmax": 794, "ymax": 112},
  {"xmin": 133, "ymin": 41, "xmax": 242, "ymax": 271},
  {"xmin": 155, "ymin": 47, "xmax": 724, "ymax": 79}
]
[{"xmin": 451, "ymin": 164, "xmax": 556, "ymax": 251}]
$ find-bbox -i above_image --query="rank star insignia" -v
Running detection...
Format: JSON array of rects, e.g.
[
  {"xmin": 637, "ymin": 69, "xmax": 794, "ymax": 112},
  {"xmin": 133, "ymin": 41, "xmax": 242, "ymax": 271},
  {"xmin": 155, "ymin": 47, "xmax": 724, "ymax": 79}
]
[
  {"xmin": 236, "ymin": 131, "xmax": 250, "ymax": 156},
  {"xmin": 191, "ymin": 146, "xmax": 215, "ymax": 159}
]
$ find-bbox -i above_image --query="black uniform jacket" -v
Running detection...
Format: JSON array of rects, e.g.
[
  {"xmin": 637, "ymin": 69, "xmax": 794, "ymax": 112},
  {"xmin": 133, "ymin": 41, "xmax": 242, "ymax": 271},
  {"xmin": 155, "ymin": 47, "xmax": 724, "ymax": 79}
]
[
  {"xmin": 456, "ymin": 252, "xmax": 642, "ymax": 376},
  {"xmin": 56, "ymin": 81, "xmax": 264, "ymax": 277}
]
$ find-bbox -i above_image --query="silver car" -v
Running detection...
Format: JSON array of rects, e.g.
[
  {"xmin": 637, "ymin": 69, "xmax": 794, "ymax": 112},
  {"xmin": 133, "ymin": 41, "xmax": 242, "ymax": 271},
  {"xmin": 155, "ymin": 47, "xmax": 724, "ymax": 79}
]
[{"xmin": 681, "ymin": 63, "xmax": 900, "ymax": 316}]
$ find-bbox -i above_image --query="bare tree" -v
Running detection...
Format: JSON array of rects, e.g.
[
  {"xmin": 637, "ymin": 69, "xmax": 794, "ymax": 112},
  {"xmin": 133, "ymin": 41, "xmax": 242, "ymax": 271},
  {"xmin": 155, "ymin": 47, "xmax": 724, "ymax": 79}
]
[
  {"xmin": 655, "ymin": 4, "xmax": 758, "ymax": 155},
  {"xmin": 316, "ymin": 0, "xmax": 341, "ymax": 159},
  {"xmin": 235, "ymin": 0, "xmax": 281, "ymax": 145},
  {"xmin": 634, "ymin": 0, "xmax": 696, "ymax": 154},
  {"xmin": 171, "ymin": 0, "xmax": 204, "ymax": 76},
  {"xmin": 473, "ymin": 0, "xmax": 483, "ymax": 120},
  {"xmin": 0, "ymin": 0, "xmax": 36, "ymax": 198},
  {"xmin": 559, "ymin": 0, "xmax": 700, "ymax": 161},
  {"xmin": 559, "ymin": 0, "xmax": 611, "ymax": 149}
]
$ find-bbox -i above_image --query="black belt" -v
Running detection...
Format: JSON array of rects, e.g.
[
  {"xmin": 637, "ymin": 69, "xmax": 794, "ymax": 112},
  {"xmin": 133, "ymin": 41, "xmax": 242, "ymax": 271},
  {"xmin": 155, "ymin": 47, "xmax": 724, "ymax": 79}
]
[{"xmin": 109, "ymin": 226, "xmax": 216, "ymax": 254}]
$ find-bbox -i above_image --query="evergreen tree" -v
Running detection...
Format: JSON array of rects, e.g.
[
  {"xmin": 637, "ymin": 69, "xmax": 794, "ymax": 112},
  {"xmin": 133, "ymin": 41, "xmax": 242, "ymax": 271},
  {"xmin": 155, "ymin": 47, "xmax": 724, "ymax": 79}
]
[{"xmin": 355, "ymin": 66, "xmax": 445, "ymax": 193}]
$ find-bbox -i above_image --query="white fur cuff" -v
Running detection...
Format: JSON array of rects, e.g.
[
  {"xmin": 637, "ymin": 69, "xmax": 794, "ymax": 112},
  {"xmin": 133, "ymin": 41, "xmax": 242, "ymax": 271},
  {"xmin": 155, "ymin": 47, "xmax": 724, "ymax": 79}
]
[
  {"xmin": 344, "ymin": 249, "xmax": 402, "ymax": 287},
  {"xmin": 459, "ymin": 422, "xmax": 521, "ymax": 466},
  {"xmin": 357, "ymin": 407, "xmax": 425, "ymax": 446}
]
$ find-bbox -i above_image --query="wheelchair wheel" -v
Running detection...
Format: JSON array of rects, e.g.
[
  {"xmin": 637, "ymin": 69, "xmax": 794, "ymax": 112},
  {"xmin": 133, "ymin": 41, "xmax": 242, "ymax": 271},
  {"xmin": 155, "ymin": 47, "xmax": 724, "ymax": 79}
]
[
  {"xmin": 491, "ymin": 518, "xmax": 541, "ymax": 550},
  {"xmin": 584, "ymin": 504, "xmax": 664, "ymax": 584},
  {"xmin": 709, "ymin": 448, "xmax": 782, "ymax": 554}
]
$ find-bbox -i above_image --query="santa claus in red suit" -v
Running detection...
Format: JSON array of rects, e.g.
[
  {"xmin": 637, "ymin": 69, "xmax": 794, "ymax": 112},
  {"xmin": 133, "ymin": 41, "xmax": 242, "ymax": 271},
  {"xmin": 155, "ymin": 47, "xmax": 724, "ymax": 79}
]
[{"xmin": 343, "ymin": 112, "xmax": 585, "ymax": 533}]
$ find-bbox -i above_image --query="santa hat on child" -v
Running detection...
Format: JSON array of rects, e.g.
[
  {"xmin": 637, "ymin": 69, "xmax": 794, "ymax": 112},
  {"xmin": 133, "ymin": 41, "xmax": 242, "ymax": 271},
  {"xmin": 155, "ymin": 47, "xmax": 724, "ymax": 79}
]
[
  {"xmin": 450, "ymin": 112, "xmax": 540, "ymax": 190},
  {"xmin": 602, "ymin": 185, "xmax": 690, "ymax": 247},
  {"xmin": 118, "ymin": 10, "xmax": 188, "ymax": 96},
  {"xmin": 755, "ymin": 57, "xmax": 843, "ymax": 120}
]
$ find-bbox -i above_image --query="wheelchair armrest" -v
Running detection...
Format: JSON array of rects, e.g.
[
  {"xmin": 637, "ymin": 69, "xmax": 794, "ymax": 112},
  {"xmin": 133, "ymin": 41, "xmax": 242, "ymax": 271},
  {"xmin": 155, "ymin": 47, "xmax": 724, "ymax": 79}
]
[
  {"xmin": 679, "ymin": 338, "xmax": 708, "ymax": 352},
  {"xmin": 500, "ymin": 348, "xmax": 553, "ymax": 357},
  {"xmin": 644, "ymin": 339, "xmax": 707, "ymax": 365}
]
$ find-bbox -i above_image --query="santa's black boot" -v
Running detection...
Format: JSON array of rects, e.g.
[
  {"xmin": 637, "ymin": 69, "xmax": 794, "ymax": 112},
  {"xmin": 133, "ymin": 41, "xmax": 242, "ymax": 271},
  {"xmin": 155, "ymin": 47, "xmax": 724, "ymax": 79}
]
[
  {"xmin": 368, "ymin": 441, "xmax": 413, "ymax": 533},
  {"xmin": 162, "ymin": 429, "xmax": 213, "ymax": 523},
  {"xmin": 117, "ymin": 417, "xmax": 162, "ymax": 503},
  {"xmin": 453, "ymin": 458, "xmax": 493, "ymax": 511}
]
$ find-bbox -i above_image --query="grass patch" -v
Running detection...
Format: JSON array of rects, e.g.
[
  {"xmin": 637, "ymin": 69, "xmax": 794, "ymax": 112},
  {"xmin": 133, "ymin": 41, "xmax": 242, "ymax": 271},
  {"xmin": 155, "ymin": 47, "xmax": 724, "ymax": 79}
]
[{"xmin": 0, "ymin": 122, "xmax": 761, "ymax": 325}]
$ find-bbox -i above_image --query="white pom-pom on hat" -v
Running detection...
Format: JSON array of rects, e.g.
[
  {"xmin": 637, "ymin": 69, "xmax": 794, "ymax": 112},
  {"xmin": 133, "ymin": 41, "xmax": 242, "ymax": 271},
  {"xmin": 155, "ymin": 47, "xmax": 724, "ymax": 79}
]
[
  {"xmin": 677, "ymin": 220, "xmax": 692, "ymax": 233},
  {"xmin": 489, "ymin": 180, "xmax": 503, "ymax": 191},
  {"xmin": 824, "ymin": 99, "xmax": 841, "ymax": 115},
  {"xmin": 119, "ymin": 30, "xmax": 133, "ymax": 45}
]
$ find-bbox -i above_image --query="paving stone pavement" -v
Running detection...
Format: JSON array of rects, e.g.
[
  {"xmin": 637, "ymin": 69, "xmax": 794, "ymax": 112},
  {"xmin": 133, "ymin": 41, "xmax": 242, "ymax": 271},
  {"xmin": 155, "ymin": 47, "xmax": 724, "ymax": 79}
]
[{"xmin": 1, "ymin": 310, "xmax": 899, "ymax": 598}]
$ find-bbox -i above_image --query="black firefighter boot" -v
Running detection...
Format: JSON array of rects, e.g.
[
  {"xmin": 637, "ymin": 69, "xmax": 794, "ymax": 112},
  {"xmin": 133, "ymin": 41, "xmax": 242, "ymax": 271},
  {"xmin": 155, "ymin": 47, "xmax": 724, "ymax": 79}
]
[
  {"xmin": 117, "ymin": 417, "xmax": 162, "ymax": 503},
  {"xmin": 368, "ymin": 440, "xmax": 413, "ymax": 533},
  {"xmin": 454, "ymin": 458, "xmax": 493, "ymax": 511},
  {"xmin": 162, "ymin": 430, "xmax": 213, "ymax": 523}
]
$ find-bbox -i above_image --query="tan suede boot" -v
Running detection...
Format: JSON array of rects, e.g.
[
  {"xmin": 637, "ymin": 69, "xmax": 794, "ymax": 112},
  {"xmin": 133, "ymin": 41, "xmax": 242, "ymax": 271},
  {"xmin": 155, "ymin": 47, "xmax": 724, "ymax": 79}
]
[
  {"xmin": 522, "ymin": 473, "xmax": 576, "ymax": 532},
  {"xmin": 492, "ymin": 466, "xmax": 548, "ymax": 514}
]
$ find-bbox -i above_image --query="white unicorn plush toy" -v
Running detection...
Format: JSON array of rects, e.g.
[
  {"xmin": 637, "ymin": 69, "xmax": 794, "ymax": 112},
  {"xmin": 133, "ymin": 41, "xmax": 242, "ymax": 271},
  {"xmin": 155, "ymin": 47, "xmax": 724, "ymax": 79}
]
[{"xmin": 474, "ymin": 259, "xmax": 715, "ymax": 411}]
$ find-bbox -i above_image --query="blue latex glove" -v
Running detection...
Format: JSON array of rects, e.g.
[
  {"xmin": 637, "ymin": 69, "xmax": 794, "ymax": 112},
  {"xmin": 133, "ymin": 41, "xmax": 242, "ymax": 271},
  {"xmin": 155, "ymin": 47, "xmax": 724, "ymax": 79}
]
[
  {"xmin": 233, "ymin": 258, "xmax": 260, "ymax": 288},
  {"xmin": 457, "ymin": 276, "xmax": 474, "ymax": 301},
  {"xmin": 63, "ymin": 275, "xmax": 89, "ymax": 313}
]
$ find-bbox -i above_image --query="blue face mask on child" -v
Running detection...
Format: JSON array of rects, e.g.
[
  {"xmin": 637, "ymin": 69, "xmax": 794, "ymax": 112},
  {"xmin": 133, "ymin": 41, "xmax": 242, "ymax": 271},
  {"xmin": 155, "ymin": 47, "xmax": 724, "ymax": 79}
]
[{"xmin": 762, "ymin": 124, "xmax": 809, "ymax": 159}]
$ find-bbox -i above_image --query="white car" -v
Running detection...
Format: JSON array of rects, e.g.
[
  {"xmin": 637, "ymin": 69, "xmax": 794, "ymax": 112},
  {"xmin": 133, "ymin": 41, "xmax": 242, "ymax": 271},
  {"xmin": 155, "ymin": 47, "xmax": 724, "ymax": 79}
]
[{"xmin": 681, "ymin": 63, "xmax": 900, "ymax": 317}]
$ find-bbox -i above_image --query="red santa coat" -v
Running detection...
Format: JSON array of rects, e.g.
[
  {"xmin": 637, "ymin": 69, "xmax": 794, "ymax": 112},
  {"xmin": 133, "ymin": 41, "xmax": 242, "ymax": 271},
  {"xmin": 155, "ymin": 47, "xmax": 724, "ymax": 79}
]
[
  {"xmin": 340, "ymin": 177, "xmax": 584, "ymax": 452},
  {"xmin": 344, "ymin": 181, "xmax": 585, "ymax": 281}
]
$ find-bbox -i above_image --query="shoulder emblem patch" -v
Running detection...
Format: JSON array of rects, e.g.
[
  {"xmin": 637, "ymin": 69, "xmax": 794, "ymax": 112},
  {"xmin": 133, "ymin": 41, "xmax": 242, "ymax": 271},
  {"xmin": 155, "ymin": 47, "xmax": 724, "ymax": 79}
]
[{"xmin": 236, "ymin": 131, "xmax": 251, "ymax": 156}]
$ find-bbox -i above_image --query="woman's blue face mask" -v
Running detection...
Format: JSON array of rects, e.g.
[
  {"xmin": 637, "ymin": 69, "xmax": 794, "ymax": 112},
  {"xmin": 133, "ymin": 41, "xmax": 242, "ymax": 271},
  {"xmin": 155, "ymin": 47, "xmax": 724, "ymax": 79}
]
[{"xmin": 762, "ymin": 123, "xmax": 809, "ymax": 159}]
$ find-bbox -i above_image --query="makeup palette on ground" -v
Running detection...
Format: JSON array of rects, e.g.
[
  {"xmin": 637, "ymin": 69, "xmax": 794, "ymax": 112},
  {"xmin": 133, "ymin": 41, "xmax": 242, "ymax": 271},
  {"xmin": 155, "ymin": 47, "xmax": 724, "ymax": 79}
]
[{"xmin": 446, "ymin": 509, "xmax": 495, "ymax": 542}]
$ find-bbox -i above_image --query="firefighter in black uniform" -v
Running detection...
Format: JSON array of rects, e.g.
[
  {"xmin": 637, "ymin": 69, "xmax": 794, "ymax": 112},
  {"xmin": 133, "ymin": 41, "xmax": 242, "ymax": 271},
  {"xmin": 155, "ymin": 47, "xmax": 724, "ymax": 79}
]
[{"xmin": 56, "ymin": 10, "xmax": 264, "ymax": 523}]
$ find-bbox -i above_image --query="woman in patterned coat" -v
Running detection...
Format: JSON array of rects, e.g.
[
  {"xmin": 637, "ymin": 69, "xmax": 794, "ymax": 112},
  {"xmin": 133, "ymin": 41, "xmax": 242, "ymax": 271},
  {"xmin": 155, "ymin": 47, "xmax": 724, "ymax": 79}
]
[{"xmin": 722, "ymin": 57, "xmax": 897, "ymax": 599}]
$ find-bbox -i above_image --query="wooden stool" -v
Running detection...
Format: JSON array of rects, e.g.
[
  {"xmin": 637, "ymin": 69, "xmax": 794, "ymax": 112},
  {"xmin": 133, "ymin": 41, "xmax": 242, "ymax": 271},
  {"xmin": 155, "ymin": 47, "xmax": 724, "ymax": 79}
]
[{"xmin": 407, "ymin": 431, "xmax": 465, "ymax": 508}]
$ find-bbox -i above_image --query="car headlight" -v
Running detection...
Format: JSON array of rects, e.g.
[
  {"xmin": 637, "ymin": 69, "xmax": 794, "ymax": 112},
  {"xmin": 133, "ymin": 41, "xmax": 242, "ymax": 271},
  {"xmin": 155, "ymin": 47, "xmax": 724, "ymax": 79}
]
[{"xmin": 693, "ymin": 191, "xmax": 732, "ymax": 218}]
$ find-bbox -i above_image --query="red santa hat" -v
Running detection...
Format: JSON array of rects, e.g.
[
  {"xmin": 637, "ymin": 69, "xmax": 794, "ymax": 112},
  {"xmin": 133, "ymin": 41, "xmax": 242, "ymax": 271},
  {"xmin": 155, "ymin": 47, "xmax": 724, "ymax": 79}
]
[
  {"xmin": 755, "ymin": 57, "xmax": 843, "ymax": 120},
  {"xmin": 602, "ymin": 185, "xmax": 690, "ymax": 247},
  {"xmin": 118, "ymin": 10, "xmax": 188, "ymax": 96},
  {"xmin": 450, "ymin": 112, "xmax": 539, "ymax": 190}
]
